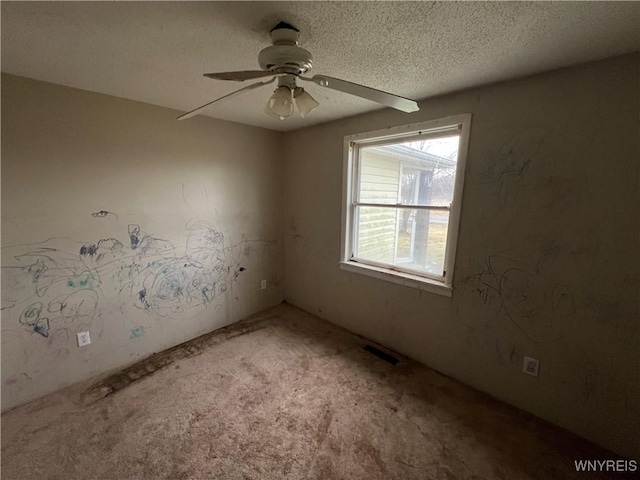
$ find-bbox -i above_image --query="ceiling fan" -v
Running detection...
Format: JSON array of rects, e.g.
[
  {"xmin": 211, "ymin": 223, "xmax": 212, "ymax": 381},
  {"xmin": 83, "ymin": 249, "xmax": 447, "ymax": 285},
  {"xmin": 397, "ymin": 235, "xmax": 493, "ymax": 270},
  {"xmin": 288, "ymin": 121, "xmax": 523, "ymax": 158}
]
[{"xmin": 177, "ymin": 22, "xmax": 420, "ymax": 121}]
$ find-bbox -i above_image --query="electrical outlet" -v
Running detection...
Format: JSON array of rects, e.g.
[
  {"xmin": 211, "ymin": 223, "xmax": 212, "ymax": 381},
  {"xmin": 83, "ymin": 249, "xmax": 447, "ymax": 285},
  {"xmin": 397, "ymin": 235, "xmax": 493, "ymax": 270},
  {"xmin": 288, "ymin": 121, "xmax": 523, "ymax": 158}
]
[
  {"xmin": 261, "ymin": 280, "xmax": 267, "ymax": 290},
  {"xmin": 523, "ymin": 356, "xmax": 539, "ymax": 377},
  {"xmin": 77, "ymin": 331, "xmax": 91, "ymax": 347}
]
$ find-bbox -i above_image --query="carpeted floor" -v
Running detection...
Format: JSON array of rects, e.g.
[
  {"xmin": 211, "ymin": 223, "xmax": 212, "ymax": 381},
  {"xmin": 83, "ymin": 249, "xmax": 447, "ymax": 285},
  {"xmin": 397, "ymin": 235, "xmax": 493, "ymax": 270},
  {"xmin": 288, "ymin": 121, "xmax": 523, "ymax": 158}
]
[{"xmin": 0, "ymin": 303, "xmax": 623, "ymax": 479}]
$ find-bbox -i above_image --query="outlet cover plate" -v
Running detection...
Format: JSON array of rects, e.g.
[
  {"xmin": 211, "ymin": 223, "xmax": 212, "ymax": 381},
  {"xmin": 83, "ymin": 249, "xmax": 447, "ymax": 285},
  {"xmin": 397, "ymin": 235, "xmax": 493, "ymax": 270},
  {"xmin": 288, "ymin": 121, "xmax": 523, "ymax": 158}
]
[
  {"xmin": 523, "ymin": 356, "xmax": 539, "ymax": 376},
  {"xmin": 77, "ymin": 331, "xmax": 91, "ymax": 347}
]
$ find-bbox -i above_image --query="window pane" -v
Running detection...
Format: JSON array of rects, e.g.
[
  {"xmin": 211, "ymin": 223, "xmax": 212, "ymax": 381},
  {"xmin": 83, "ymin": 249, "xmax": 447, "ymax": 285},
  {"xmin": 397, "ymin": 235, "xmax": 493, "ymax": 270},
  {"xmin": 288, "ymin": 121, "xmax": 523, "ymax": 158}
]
[
  {"xmin": 358, "ymin": 135, "xmax": 459, "ymax": 206},
  {"xmin": 355, "ymin": 206, "xmax": 398, "ymax": 264},
  {"xmin": 355, "ymin": 206, "xmax": 449, "ymax": 277},
  {"xmin": 397, "ymin": 209, "xmax": 449, "ymax": 275}
]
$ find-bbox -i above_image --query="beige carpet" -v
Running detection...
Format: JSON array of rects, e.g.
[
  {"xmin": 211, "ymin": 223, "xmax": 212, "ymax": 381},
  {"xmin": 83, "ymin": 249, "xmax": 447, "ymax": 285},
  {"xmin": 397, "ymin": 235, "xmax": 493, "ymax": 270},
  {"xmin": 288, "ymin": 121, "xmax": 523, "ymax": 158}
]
[{"xmin": 1, "ymin": 303, "xmax": 622, "ymax": 479}]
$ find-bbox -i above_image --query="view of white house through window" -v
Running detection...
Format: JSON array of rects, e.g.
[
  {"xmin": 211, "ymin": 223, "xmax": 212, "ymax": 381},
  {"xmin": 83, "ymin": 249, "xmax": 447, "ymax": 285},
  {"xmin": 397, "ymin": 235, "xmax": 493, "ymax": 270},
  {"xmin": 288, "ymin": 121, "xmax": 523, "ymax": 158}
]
[
  {"xmin": 342, "ymin": 115, "xmax": 470, "ymax": 289},
  {"xmin": 356, "ymin": 136, "xmax": 458, "ymax": 276}
]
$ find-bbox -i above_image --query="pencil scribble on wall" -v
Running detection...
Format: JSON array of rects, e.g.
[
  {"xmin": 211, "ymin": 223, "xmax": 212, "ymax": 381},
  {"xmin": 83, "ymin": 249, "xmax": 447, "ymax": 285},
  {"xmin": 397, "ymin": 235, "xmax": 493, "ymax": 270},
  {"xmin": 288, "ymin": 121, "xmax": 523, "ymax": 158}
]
[
  {"xmin": 1, "ymin": 220, "xmax": 256, "ymax": 341},
  {"xmin": 91, "ymin": 210, "xmax": 119, "ymax": 220},
  {"xmin": 478, "ymin": 133, "xmax": 538, "ymax": 201},
  {"xmin": 455, "ymin": 255, "xmax": 575, "ymax": 343},
  {"xmin": 127, "ymin": 224, "xmax": 174, "ymax": 256},
  {"xmin": 1, "ymin": 239, "xmax": 105, "ymax": 340},
  {"xmin": 116, "ymin": 221, "xmax": 247, "ymax": 317}
]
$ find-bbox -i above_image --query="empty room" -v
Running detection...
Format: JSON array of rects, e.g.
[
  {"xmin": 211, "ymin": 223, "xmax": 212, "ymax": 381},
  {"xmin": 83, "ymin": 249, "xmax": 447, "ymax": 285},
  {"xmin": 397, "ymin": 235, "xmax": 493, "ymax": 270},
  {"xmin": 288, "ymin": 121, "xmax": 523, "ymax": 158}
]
[{"xmin": 1, "ymin": 1, "xmax": 638, "ymax": 479}]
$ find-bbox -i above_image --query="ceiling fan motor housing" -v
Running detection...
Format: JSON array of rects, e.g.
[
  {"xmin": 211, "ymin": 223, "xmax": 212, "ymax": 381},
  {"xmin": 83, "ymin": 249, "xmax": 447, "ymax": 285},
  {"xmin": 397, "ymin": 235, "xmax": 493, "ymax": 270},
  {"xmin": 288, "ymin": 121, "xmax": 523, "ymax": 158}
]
[{"xmin": 258, "ymin": 24, "xmax": 313, "ymax": 75}]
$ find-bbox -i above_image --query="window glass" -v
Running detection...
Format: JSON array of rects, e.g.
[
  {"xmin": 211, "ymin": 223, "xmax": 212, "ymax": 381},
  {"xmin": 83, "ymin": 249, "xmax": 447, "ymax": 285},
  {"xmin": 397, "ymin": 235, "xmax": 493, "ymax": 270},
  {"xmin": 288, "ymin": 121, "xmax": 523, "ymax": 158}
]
[
  {"xmin": 355, "ymin": 207, "xmax": 449, "ymax": 276},
  {"xmin": 358, "ymin": 135, "xmax": 459, "ymax": 206}
]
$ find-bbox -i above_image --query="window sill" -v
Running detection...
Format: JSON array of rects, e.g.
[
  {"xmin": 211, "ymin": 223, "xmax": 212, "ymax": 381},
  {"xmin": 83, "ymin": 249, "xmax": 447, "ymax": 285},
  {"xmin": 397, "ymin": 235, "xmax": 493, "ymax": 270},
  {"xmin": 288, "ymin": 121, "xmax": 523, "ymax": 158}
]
[{"xmin": 339, "ymin": 261, "xmax": 452, "ymax": 297}]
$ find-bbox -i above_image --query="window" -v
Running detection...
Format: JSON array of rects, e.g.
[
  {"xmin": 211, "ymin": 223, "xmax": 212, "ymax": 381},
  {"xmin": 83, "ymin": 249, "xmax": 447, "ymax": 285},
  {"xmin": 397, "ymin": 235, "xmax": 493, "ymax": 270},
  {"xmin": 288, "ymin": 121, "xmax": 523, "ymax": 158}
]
[{"xmin": 340, "ymin": 114, "xmax": 471, "ymax": 296}]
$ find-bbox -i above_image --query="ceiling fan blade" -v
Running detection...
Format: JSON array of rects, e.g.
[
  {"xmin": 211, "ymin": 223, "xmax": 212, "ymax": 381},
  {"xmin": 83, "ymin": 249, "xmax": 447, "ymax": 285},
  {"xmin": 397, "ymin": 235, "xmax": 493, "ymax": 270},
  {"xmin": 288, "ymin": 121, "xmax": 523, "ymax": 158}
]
[
  {"xmin": 177, "ymin": 77, "xmax": 276, "ymax": 121},
  {"xmin": 301, "ymin": 75, "xmax": 419, "ymax": 113},
  {"xmin": 204, "ymin": 70, "xmax": 276, "ymax": 82}
]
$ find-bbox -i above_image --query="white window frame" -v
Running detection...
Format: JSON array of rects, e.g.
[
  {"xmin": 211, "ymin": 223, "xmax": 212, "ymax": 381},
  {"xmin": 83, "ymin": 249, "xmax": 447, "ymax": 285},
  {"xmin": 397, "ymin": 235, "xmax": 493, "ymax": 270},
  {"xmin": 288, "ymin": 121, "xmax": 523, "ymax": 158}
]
[{"xmin": 340, "ymin": 114, "xmax": 471, "ymax": 297}]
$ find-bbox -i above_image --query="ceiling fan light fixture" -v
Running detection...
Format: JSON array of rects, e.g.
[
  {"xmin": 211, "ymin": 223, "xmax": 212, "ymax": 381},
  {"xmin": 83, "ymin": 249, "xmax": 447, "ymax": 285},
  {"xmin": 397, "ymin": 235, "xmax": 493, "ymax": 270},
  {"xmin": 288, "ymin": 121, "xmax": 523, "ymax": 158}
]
[
  {"xmin": 180, "ymin": 23, "xmax": 420, "ymax": 121},
  {"xmin": 294, "ymin": 87, "xmax": 319, "ymax": 118},
  {"xmin": 266, "ymin": 85, "xmax": 294, "ymax": 119},
  {"xmin": 263, "ymin": 103, "xmax": 284, "ymax": 120}
]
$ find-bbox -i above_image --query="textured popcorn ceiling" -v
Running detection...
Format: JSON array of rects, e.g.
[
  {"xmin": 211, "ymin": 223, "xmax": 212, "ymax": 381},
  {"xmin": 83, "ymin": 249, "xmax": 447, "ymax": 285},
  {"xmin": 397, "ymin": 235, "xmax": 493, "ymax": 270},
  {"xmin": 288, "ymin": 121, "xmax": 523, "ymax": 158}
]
[{"xmin": 2, "ymin": 1, "xmax": 639, "ymax": 132}]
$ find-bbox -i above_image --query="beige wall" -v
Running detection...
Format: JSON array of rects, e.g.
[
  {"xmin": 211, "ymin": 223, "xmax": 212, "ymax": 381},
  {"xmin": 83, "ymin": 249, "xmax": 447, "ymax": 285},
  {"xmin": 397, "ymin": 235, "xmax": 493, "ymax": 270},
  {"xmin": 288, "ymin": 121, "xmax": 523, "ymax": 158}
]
[
  {"xmin": 1, "ymin": 74, "xmax": 284, "ymax": 410},
  {"xmin": 283, "ymin": 54, "xmax": 639, "ymax": 458}
]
